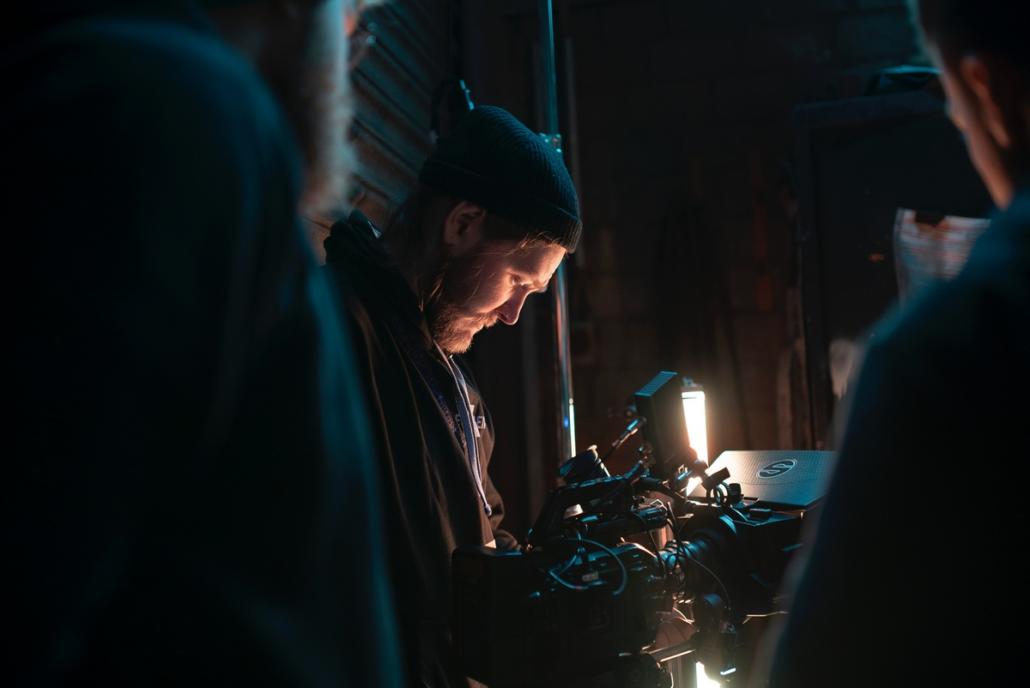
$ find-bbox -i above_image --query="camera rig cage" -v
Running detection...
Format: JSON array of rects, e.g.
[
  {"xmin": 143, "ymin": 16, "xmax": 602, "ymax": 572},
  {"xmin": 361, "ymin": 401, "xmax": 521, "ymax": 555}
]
[{"xmin": 453, "ymin": 371, "xmax": 834, "ymax": 687}]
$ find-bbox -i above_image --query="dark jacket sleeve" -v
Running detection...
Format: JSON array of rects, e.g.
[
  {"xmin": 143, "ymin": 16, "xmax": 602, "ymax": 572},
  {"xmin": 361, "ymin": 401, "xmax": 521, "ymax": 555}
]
[
  {"xmin": 766, "ymin": 336, "xmax": 921, "ymax": 687},
  {"xmin": 483, "ymin": 468, "xmax": 519, "ymax": 550},
  {"xmin": 461, "ymin": 365, "xmax": 519, "ymax": 550},
  {"xmin": 765, "ymin": 250, "xmax": 1028, "ymax": 687}
]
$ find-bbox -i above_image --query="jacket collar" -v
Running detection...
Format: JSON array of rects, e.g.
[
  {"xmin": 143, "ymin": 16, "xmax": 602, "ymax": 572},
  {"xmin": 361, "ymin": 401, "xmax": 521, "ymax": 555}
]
[{"xmin": 324, "ymin": 209, "xmax": 437, "ymax": 352}]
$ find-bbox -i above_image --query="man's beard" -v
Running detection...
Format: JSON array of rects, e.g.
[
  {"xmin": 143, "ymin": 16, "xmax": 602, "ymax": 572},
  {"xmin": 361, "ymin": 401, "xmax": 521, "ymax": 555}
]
[
  {"xmin": 424, "ymin": 256, "xmax": 498, "ymax": 355},
  {"xmin": 427, "ymin": 300, "xmax": 497, "ymax": 355}
]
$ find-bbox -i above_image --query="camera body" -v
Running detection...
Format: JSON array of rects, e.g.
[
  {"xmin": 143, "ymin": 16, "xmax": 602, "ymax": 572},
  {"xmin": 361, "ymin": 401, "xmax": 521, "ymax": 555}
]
[
  {"xmin": 453, "ymin": 539, "xmax": 673, "ymax": 687},
  {"xmin": 453, "ymin": 493, "xmax": 808, "ymax": 686},
  {"xmin": 453, "ymin": 372, "xmax": 833, "ymax": 687}
]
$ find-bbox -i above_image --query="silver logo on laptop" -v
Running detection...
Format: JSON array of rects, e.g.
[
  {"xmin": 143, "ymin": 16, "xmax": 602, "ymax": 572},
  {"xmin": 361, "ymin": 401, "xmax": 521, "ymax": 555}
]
[{"xmin": 758, "ymin": 459, "xmax": 797, "ymax": 479}]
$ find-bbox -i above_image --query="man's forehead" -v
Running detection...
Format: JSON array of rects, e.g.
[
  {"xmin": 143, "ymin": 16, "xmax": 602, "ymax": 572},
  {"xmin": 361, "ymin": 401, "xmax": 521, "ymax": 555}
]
[{"xmin": 507, "ymin": 242, "xmax": 566, "ymax": 282}]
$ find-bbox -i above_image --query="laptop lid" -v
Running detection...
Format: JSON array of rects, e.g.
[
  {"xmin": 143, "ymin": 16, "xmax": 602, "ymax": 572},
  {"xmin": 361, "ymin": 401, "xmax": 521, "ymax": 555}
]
[{"xmin": 689, "ymin": 450, "xmax": 837, "ymax": 509}]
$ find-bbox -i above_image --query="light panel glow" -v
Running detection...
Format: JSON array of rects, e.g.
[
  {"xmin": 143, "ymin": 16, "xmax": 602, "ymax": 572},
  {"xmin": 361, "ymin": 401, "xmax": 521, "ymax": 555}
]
[
  {"xmin": 681, "ymin": 388, "xmax": 708, "ymax": 462},
  {"xmin": 696, "ymin": 662, "xmax": 721, "ymax": 687},
  {"xmin": 568, "ymin": 398, "xmax": 576, "ymax": 458}
]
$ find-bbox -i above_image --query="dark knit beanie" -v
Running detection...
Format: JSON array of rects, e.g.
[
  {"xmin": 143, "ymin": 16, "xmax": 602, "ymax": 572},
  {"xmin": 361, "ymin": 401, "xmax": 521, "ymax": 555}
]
[{"xmin": 418, "ymin": 105, "xmax": 582, "ymax": 252}]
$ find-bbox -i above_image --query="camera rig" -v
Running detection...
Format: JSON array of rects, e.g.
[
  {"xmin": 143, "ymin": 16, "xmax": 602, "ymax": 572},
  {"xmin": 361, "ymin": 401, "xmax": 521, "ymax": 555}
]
[{"xmin": 453, "ymin": 372, "xmax": 833, "ymax": 687}]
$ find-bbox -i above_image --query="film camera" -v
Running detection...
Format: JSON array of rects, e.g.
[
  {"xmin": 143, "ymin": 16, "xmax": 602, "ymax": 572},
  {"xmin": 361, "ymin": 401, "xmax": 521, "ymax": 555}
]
[{"xmin": 453, "ymin": 372, "xmax": 834, "ymax": 687}]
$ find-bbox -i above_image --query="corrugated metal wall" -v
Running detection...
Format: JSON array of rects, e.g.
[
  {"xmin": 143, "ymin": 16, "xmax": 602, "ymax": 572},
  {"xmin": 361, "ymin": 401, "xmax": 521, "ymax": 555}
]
[
  {"xmin": 307, "ymin": 0, "xmax": 453, "ymax": 258},
  {"xmin": 349, "ymin": 0, "xmax": 452, "ymax": 226}
]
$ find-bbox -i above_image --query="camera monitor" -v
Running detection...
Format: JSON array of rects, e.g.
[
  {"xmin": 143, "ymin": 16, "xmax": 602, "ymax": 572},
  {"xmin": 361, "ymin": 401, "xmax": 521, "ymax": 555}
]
[{"xmin": 634, "ymin": 371, "xmax": 694, "ymax": 480}]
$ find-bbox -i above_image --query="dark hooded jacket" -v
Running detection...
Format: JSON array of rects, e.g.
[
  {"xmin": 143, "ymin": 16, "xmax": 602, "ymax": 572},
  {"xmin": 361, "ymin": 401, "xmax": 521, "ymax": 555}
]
[
  {"xmin": 6, "ymin": 4, "xmax": 400, "ymax": 686},
  {"xmin": 324, "ymin": 211, "xmax": 516, "ymax": 688},
  {"xmin": 768, "ymin": 190, "xmax": 1030, "ymax": 686}
]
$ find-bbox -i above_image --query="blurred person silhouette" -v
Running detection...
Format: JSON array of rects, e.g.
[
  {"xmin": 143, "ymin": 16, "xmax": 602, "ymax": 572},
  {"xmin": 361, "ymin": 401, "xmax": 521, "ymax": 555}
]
[
  {"xmin": 763, "ymin": 1, "xmax": 1030, "ymax": 685},
  {"xmin": 5, "ymin": 1, "xmax": 401, "ymax": 685}
]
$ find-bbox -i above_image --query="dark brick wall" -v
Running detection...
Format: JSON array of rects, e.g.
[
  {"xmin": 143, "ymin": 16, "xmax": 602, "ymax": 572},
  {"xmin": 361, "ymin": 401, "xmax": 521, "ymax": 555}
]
[
  {"xmin": 307, "ymin": 0, "xmax": 452, "ymax": 260},
  {"xmin": 563, "ymin": 0, "xmax": 920, "ymax": 467}
]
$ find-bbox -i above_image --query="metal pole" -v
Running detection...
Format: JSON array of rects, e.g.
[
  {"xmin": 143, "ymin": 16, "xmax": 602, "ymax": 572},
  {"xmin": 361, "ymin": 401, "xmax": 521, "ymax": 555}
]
[
  {"xmin": 537, "ymin": 0, "xmax": 576, "ymax": 460},
  {"xmin": 538, "ymin": 0, "xmax": 560, "ymax": 133}
]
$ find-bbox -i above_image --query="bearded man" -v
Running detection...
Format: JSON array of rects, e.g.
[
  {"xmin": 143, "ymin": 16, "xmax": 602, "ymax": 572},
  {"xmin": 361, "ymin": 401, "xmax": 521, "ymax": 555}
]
[{"xmin": 324, "ymin": 105, "xmax": 582, "ymax": 688}]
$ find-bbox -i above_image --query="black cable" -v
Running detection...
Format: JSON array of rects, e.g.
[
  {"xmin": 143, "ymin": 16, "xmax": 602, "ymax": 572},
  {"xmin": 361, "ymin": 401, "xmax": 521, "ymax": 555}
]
[
  {"xmin": 547, "ymin": 566, "xmax": 589, "ymax": 592},
  {"xmin": 532, "ymin": 543, "xmax": 584, "ymax": 591},
  {"xmin": 668, "ymin": 519, "xmax": 734, "ymax": 616},
  {"xmin": 551, "ymin": 551, "xmax": 578, "ymax": 576},
  {"xmin": 556, "ymin": 536, "xmax": 629, "ymax": 597},
  {"xmin": 600, "ymin": 417, "xmax": 645, "ymax": 464},
  {"xmin": 585, "ymin": 537, "xmax": 629, "ymax": 597}
]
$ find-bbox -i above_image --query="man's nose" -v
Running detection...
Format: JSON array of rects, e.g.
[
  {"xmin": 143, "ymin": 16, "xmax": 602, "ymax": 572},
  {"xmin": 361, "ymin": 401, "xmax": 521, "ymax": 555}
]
[{"xmin": 497, "ymin": 290, "xmax": 530, "ymax": 326}]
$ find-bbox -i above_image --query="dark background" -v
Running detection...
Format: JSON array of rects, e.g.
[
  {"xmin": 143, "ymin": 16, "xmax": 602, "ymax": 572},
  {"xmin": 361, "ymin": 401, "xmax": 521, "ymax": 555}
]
[{"xmin": 333, "ymin": 0, "xmax": 989, "ymax": 540}]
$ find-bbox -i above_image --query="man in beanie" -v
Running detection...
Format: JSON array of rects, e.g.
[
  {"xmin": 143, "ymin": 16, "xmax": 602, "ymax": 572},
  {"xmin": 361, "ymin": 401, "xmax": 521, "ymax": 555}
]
[
  {"xmin": 324, "ymin": 105, "xmax": 581, "ymax": 687},
  {"xmin": 6, "ymin": 1, "xmax": 400, "ymax": 685}
]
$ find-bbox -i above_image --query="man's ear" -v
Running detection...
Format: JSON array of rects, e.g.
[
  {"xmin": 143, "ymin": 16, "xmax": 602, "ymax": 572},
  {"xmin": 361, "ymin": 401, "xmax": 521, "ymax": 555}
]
[
  {"xmin": 441, "ymin": 201, "xmax": 487, "ymax": 256},
  {"xmin": 959, "ymin": 53, "xmax": 1020, "ymax": 150}
]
